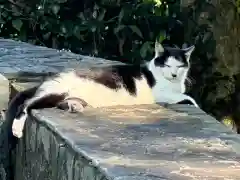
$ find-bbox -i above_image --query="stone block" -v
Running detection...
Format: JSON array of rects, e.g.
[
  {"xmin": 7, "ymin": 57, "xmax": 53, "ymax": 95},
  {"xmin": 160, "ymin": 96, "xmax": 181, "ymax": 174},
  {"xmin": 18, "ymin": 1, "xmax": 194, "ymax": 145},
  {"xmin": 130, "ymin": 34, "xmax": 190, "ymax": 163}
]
[{"xmin": 0, "ymin": 73, "xmax": 9, "ymax": 111}]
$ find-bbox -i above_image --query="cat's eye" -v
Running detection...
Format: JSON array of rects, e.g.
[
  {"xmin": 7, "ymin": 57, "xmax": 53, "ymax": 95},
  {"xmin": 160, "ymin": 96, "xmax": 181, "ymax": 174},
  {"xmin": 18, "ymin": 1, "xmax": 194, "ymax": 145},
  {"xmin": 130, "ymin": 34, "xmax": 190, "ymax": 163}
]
[
  {"xmin": 164, "ymin": 64, "xmax": 170, "ymax": 67},
  {"xmin": 178, "ymin": 65, "xmax": 185, "ymax": 68}
]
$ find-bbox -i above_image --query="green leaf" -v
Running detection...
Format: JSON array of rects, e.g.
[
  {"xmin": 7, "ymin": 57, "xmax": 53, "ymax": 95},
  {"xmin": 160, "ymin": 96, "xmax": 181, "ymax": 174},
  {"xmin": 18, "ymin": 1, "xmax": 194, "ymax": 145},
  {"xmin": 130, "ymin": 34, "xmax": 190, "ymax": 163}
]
[
  {"xmin": 129, "ymin": 25, "xmax": 143, "ymax": 38},
  {"xmin": 12, "ymin": 19, "xmax": 23, "ymax": 31},
  {"xmin": 222, "ymin": 116, "xmax": 234, "ymax": 128},
  {"xmin": 43, "ymin": 32, "xmax": 51, "ymax": 40},
  {"xmin": 114, "ymin": 25, "xmax": 125, "ymax": 34},
  {"xmin": 40, "ymin": 21, "xmax": 48, "ymax": 30},
  {"xmin": 60, "ymin": 25, "xmax": 67, "ymax": 34},
  {"xmin": 75, "ymin": 25, "xmax": 88, "ymax": 32},
  {"xmin": 7, "ymin": 16, "xmax": 12, "ymax": 20},
  {"xmin": 91, "ymin": 26, "xmax": 96, "ymax": 32},
  {"xmin": 52, "ymin": 5, "xmax": 60, "ymax": 15},
  {"xmin": 98, "ymin": 9, "xmax": 106, "ymax": 21},
  {"xmin": 0, "ymin": 17, "xmax": 5, "ymax": 24},
  {"xmin": 157, "ymin": 31, "xmax": 166, "ymax": 43},
  {"xmin": 73, "ymin": 25, "xmax": 88, "ymax": 40},
  {"xmin": 57, "ymin": 0, "xmax": 67, "ymax": 3},
  {"xmin": 118, "ymin": 8, "xmax": 124, "ymax": 23},
  {"xmin": 154, "ymin": 0, "xmax": 162, "ymax": 7},
  {"xmin": 2, "ymin": 11, "xmax": 8, "ymax": 18},
  {"xmin": 140, "ymin": 41, "xmax": 150, "ymax": 58}
]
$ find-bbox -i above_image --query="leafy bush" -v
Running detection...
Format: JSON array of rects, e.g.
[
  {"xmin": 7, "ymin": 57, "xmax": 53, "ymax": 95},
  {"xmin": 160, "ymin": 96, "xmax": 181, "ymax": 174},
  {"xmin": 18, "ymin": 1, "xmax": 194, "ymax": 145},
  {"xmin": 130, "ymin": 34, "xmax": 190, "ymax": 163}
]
[
  {"xmin": 0, "ymin": 0, "xmax": 180, "ymax": 63},
  {"xmin": 237, "ymin": 0, "xmax": 240, "ymax": 13}
]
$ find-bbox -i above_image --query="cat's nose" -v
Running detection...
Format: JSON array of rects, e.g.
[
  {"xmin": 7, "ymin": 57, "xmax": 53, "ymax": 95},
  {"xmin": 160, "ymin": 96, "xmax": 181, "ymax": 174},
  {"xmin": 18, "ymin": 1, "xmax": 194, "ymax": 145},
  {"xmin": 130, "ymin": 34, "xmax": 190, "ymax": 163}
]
[{"xmin": 171, "ymin": 73, "xmax": 177, "ymax": 78}]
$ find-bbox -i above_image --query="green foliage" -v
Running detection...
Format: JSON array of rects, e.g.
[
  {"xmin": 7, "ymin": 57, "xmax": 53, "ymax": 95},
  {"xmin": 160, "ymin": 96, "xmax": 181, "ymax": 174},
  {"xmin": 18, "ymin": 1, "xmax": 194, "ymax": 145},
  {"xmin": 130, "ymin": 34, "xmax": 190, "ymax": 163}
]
[
  {"xmin": 0, "ymin": 0, "xmax": 174, "ymax": 63},
  {"xmin": 237, "ymin": 0, "xmax": 240, "ymax": 14}
]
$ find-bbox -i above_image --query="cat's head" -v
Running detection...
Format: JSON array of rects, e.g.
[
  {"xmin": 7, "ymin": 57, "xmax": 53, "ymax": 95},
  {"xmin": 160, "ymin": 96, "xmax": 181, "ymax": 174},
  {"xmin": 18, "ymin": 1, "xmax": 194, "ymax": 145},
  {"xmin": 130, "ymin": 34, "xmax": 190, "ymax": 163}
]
[{"xmin": 149, "ymin": 41, "xmax": 195, "ymax": 83}]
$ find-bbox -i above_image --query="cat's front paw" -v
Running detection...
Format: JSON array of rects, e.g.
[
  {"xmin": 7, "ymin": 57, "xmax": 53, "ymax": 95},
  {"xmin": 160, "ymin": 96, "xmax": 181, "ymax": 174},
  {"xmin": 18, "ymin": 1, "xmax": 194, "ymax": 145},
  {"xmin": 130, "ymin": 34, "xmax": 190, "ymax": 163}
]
[
  {"xmin": 12, "ymin": 118, "xmax": 26, "ymax": 138},
  {"xmin": 67, "ymin": 100, "xmax": 85, "ymax": 113},
  {"xmin": 12, "ymin": 110, "xmax": 28, "ymax": 138},
  {"xmin": 57, "ymin": 97, "xmax": 88, "ymax": 113}
]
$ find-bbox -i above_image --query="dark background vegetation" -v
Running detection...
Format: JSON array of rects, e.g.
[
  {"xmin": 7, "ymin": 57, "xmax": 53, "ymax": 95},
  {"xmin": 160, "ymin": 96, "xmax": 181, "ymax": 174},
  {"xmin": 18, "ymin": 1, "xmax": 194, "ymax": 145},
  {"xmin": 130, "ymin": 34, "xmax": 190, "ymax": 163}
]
[{"xmin": 1, "ymin": 0, "xmax": 240, "ymax": 132}]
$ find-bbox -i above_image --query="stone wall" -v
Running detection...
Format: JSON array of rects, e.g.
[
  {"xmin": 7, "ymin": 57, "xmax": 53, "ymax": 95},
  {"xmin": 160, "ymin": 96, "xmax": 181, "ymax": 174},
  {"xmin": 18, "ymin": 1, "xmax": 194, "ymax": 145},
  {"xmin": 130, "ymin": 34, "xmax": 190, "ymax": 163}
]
[{"xmin": 0, "ymin": 39, "xmax": 240, "ymax": 179}]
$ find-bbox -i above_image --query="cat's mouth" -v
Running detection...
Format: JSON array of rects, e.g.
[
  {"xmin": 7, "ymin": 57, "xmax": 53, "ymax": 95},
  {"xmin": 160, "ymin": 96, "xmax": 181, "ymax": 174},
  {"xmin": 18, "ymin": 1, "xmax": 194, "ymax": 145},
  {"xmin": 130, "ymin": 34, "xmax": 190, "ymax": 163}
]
[{"xmin": 164, "ymin": 77, "xmax": 178, "ymax": 82}]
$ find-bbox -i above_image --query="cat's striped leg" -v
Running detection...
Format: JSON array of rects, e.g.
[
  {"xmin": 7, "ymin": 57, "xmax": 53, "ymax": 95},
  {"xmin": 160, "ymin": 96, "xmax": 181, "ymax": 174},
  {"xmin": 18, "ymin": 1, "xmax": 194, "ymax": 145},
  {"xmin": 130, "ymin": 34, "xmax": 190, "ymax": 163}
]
[
  {"xmin": 12, "ymin": 94, "xmax": 89, "ymax": 138},
  {"xmin": 12, "ymin": 92, "xmax": 66, "ymax": 138}
]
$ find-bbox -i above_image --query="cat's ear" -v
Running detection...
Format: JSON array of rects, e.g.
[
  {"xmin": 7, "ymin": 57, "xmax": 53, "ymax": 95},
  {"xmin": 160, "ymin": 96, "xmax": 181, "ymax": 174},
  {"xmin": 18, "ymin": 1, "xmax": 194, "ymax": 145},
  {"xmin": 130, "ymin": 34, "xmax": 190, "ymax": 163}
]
[
  {"xmin": 155, "ymin": 41, "xmax": 164, "ymax": 57},
  {"xmin": 183, "ymin": 45, "xmax": 195, "ymax": 57},
  {"xmin": 183, "ymin": 45, "xmax": 195, "ymax": 62}
]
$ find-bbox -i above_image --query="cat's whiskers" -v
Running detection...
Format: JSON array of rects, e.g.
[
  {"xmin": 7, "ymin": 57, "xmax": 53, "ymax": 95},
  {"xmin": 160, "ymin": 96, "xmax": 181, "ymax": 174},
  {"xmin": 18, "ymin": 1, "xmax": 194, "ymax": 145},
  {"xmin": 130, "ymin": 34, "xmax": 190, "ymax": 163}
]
[
  {"xmin": 185, "ymin": 77, "xmax": 192, "ymax": 86},
  {"xmin": 185, "ymin": 76, "xmax": 195, "ymax": 88}
]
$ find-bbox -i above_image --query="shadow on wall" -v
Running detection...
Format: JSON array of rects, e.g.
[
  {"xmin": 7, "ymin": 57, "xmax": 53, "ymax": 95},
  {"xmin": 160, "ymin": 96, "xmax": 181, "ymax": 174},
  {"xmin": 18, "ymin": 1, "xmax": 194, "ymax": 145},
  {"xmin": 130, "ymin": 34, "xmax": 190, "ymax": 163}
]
[{"xmin": 0, "ymin": 112, "xmax": 18, "ymax": 180}]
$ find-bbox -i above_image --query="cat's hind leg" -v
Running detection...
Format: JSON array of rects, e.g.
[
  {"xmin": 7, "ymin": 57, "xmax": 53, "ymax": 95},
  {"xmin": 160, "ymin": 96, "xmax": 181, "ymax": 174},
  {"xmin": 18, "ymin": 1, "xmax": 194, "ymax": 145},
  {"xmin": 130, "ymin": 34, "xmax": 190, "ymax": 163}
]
[{"xmin": 12, "ymin": 104, "xmax": 28, "ymax": 138}]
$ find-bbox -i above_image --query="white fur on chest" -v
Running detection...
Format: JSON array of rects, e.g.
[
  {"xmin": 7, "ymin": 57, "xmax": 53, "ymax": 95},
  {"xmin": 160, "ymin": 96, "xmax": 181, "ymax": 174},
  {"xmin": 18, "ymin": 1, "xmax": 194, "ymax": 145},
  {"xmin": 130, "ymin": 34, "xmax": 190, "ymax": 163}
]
[
  {"xmin": 151, "ymin": 78, "xmax": 197, "ymax": 106},
  {"xmin": 151, "ymin": 74, "xmax": 183, "ymax": 102},
  {"xmin": 152, "ymin": 76, "xmax": 182, "ymax": 93},
  {"xmin": 32, "ymin": 71, "xmax": 155, "ymax": 108}
]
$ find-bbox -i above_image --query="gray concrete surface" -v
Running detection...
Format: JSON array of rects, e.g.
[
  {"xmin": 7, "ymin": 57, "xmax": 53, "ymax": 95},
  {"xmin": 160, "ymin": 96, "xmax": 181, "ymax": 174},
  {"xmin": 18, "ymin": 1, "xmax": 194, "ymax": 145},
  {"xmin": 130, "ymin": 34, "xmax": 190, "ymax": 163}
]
[{"xmin": 15, "ymin": 105, "xmax": 240, "ymax": 180}]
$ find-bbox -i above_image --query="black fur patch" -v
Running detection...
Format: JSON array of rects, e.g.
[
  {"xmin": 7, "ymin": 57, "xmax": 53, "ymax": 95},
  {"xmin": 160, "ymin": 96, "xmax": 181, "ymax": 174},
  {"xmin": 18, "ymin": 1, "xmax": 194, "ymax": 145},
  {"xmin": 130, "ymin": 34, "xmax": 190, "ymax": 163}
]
[
  {"xmin": 15, "ymin": 105, "xmax": 26, "ymax": 119},
  {"xmin": 154, "ymin": 47, "xmax": 188, "ymax": 67},
  {"xmin": 177, "ymin": 99, "xmax": 195, "ymax": 105},
  {"xmin": 76, "ymin": 64, "xmax": 156, "ymax": 96},
  {"xmin": 9, "ymin": 86, "xmax": 39, "ymax": 120},
  {"xmin": 28, "ymin": 93, "xmax": 67, "ymax": 110}
]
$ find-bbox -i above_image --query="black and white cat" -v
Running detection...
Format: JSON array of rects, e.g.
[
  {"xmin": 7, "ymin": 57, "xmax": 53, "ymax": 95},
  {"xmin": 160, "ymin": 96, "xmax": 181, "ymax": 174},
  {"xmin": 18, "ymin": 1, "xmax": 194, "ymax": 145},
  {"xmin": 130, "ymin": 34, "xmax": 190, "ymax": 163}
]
[
  {"xmin": 149, "ymin": 42, "xmax": 197, "ymax": 106},
  {"xmin": 6, "ymin": 41, "xmax": 198, "ymax": 138}
]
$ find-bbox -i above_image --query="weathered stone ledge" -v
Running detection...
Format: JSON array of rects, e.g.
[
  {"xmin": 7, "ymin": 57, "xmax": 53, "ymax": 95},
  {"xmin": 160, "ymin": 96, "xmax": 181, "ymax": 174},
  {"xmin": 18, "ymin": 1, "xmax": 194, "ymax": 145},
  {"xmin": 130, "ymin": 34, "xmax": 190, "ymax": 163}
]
[
  {"xmin": 0, "ymin": 39, "xmax": 239, "ymax": 180},
  {"xmin": 15, "ymin": 103, "xmax": 240, "ymax": 180},
  {"xmin": 0, "ymin": 38, "xmax": 124, "ymax": 77}
]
